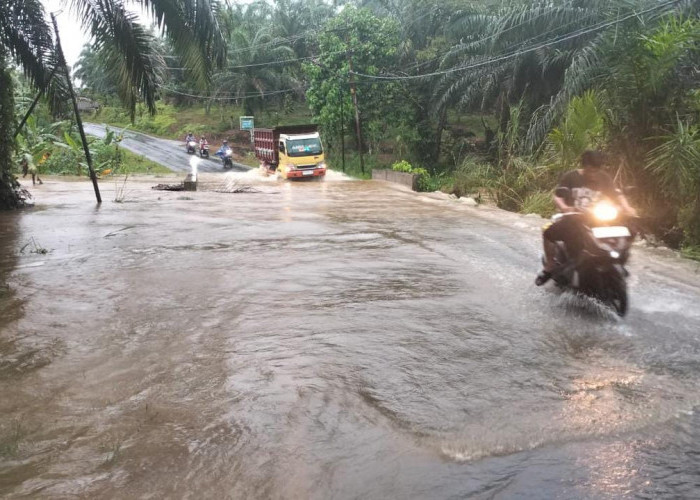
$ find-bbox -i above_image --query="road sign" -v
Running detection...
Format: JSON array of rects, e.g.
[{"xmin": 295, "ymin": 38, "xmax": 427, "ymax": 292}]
[{"xmin": 240, "ymin": 116, "xmax": 254, "ymax": 130}]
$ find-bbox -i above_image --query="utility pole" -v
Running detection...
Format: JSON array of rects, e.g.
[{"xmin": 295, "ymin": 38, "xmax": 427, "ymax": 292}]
[
  {"xmin": 347, "ymin": 52, "xmax": 364, "ymax": 175},
  {"xmin": 51, "ymin": 13, "xmax": 101, "ymax": 204},
  {"xmin": 339, "ymin": 85, "xmax": 345, "ymax": 172}
]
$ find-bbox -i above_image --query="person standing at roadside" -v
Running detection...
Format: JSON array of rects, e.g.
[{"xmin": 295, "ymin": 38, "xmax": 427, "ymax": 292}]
[{"xmin": 20, "ymin": 154, "xmax": 42, "ymax": 186}]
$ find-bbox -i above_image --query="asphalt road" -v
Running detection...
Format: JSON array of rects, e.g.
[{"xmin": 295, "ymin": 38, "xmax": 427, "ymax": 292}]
[{"xmin": 84, "ymin": 123, "xmax": 251, "ymax": 173}]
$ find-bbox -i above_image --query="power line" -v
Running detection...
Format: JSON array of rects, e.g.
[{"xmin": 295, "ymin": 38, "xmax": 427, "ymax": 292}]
[
  {"xmin": 164, "ymin": 48, "xmax": 348, "ymax": 71},
  {"xmin": 351, "ymin": 0, "xmax": 681, "ymax": 81},
  {"xmin": 159, "ymin": 85, "xmax": 306, "ymax": 100},
  {"xmin": 401, "ymin": 0, "xmax": 580, "ymax": 73}
]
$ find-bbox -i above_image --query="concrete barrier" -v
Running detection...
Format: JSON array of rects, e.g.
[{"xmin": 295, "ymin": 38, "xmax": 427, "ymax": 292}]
[{"xmin": 372, "ymin": 169, "xmax": 419, "ymax": 191}]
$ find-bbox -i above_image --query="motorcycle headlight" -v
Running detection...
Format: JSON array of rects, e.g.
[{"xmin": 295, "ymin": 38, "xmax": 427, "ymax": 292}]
[
  {"xmin": 225, "ymin": 150, "xmax": 232, "ymax": 157},
  {"xmin": 593, "ymin": 201, "xmax": 618, "ymax": 222}
]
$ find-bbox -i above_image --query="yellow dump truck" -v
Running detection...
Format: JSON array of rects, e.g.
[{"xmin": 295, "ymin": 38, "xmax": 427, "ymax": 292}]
[{"xmin": 253, "ymin": 125, "xmax": 326, "ymax": 179}]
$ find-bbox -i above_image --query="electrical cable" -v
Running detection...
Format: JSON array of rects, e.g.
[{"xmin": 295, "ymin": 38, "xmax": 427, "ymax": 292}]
[
  {"xmin": 351, "ymin": 0, "xmax": 681, "ymax": 81},
  {"xmin": 158, "ymin": 85, "xmax": 306, "ymax": 100}
]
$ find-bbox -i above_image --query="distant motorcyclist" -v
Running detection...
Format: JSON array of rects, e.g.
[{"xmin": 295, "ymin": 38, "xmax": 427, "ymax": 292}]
[
  {"xmin": 199, "ymin": 136, "xmax": 208, "ymax": 148},
  {"xmin": 185, "ymin": 132, "xmax": 195, "ymax": 143},
  {"xmin": 215, "ymin": 140, "xmax": 230, "ymax": 158},
  {"xmin": 535, "ymin": 150, "xmax": 636, "ymax": 286}
]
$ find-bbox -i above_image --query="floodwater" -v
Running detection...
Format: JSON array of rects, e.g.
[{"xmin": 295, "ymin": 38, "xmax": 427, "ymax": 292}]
[{"xmin": 1, "ymin": 172, "xmax": 700, "ymax": 499}]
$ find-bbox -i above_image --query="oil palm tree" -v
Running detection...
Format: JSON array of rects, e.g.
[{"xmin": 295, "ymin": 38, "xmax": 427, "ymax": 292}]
[
  {"xmin": 212, "ymin": 24, "xmax": 300, "ymax": 115},
  {"xmin": 433, "ymin": 0, "xmax": 699, "ymax": 154},
  {"xmin": 0, "ymin": 0, "xmax": 226, "ymax": 208}
]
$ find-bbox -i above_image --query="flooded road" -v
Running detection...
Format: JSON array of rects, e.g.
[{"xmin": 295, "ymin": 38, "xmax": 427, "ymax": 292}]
[{"xmin": 1, "ymin": 173, "xmax": 700, "ymax": 498}]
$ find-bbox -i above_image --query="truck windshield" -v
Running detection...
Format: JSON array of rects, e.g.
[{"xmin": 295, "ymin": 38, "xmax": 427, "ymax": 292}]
[{"xmin": 286, "ymin": 138, "xmax": 322, "ymax": 157}]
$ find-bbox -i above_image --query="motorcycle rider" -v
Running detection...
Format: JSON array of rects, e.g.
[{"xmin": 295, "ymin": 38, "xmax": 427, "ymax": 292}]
[
  {"xmin": 215, "ymin": 140, "xmax": 230, "ymax": 159},
  {"xmin": 535, "ymin": 150, "xmax": 636, "ymax": 286},
  {"xmin": 199, "ymin": 136, "xmax": 208, "ymax": 148},
  {"xmin": 185, "ymin": 132, "xmax": 195, "ymax": 151}
]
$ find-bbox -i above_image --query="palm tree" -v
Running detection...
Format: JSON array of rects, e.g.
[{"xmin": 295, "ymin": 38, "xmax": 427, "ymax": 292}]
[
  {"xmin": 433, "ymin": 0, "xmax": 698, "ymax": 154},
  {"xmin": 0, "ymin": 0, "xmax": 226, "ymax": 209},
  {"xmin": 213, "ymin": 24, "xmax": 300, "ymax": 116}
]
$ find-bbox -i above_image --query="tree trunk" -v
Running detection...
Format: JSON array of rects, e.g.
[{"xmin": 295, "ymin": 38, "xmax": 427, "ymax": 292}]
[{"xmin": 0, "ymin": 55, "xmax": 20, "ymax": 209}]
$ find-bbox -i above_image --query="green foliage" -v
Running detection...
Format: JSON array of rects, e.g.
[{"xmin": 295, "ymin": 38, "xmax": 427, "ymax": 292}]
[
  {"xmin": 681, "ymin": 245, "xmax": 700, "ymax": 262},
  {"xmin": 0, "ymin": 58, "xmax": 20, "ymax": 208},
  {"xmin": 304, "ymin": 6, "xmax": 403, "ymax": 158},
  {"xmin": 521, "ymin": 191, "xmax": 556, "ymax": 218},
  {"xmin": 391, "ymin": 160, "xmax": 416, "ymax": 173},
  {"xmin": 390, "ymin": 159, "xmax": 438, "ymax": 191},
  {"xmin": 545, "ymin": 90, "xmax": 606, "ymax": 170},
  {"xmin": 41, "ymin": 149, "xmax": 81, "ymax": 175},
  {"xmin": 645, "ymin": 119, "xmax": 700, "ymax": 198},
  {"xmin": 452, "ymin": 160, "xmax": 496, "ymax": 199}
]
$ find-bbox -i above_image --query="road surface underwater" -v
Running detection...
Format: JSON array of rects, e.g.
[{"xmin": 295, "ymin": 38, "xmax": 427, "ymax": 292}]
[{"xmin": 1, "ymin": 172, "xmax": 699, "ymax": 498}]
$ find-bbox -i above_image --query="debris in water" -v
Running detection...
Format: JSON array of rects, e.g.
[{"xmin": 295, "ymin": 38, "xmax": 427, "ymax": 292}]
[{"xmin": 152, "ymin": 183, "xmax": 185, "ymax": 191}]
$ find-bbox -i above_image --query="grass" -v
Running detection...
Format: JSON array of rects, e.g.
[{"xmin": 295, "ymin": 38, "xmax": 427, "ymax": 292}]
[
  {"xmin": 112, "ymin": 149, "xmax": 171, "ymax": 175},
  {"xmin": 681, "ymin": 245, "xmax": 700, "ymax": 261}
]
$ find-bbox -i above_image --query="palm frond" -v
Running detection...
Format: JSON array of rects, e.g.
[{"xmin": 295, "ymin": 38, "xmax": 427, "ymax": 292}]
[
  {"xmin": 69, "ymin": 0, "xmax": 165, "ymax": 117},
  {"xmin": 0, "ymin": 0, "xmax": 54, "ymax": 90}
]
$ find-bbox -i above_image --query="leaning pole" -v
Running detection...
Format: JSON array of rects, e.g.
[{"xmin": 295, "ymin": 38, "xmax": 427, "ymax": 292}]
[{"xmin": 51, "ymin": 13, "xmax": 101, "ymax": 204}]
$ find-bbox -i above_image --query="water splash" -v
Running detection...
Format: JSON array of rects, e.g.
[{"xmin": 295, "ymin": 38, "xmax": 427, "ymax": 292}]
[{"xmin": 189, "ymin": 155, "xmax": 199, "ymax": 182}]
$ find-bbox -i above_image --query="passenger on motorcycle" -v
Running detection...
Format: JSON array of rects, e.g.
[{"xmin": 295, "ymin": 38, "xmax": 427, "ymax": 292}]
[
  {"xmin": 199, "ymin": 136, "xmax": 208, "ymax": 148},
  {"xmin": 535, "ymin": 150, "xmax": 637, "ymax": 286}
]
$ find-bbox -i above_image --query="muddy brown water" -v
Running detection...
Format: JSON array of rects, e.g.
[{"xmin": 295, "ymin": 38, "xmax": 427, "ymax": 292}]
[{"xmin": 1, "ymin": 173, "xmax": 700, "ymax": 498}]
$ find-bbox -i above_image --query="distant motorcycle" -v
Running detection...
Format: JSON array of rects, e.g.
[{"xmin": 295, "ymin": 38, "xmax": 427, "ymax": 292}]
[
  {"xmin": 186, "ymin": 140, "xmax": 197, "ymax": 154},
  {"xmin": 221, "ymin": 147, "xmax": 233, "ymax": 169},
  {"xmin": 544, "ymin": 187, "xmax": 636, "ymax": 316},
  {"xmin": 199, "ymin": 143, "xmax": 210, "ymax": 158}
]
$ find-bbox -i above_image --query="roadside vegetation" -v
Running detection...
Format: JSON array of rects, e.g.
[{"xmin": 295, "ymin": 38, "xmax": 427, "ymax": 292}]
[{"xmin": 2, "ymin": 0, "xmax": 699, "ymax": 256}]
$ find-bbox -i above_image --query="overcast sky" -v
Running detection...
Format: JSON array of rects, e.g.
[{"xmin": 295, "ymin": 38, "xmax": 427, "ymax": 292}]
[{"xmin": 42, "ymin": 0, "xmax": 150, "ymax": 68}]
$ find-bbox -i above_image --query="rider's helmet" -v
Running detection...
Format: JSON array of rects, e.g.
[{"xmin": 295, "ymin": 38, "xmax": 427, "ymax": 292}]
[{"xmin": 222, "ymin": 140, "xmax": 228, "ymax": 146}]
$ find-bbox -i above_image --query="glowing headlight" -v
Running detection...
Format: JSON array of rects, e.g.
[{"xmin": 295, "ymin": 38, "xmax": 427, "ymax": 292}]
[{"xmin": 593, "ymin": 201, "xmax": 618, "ymax": 222}]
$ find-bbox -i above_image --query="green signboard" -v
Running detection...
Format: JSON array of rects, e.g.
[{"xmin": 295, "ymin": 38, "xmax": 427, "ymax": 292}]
[{"xmin": 239, "ymin": 116, "xmax": 254, "ymax": 130}]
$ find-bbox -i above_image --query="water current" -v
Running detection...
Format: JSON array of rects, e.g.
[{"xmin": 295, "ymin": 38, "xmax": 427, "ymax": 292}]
[{"xmin": 1, "ymin": 173, "xmax": 699, "ymax": 498}]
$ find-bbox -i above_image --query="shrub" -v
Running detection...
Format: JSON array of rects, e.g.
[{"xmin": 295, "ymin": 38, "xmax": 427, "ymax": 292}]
[
  {"xmin": 391, "ymin": 160, "xmax": 435, "ymax": 191},
  {"xmin": 41, "ymin": 148, "xmax": 81, "ymax": 175},
  {"xmin": 521, "ymin": 191, "xmax": 556, "ymax": 218}
]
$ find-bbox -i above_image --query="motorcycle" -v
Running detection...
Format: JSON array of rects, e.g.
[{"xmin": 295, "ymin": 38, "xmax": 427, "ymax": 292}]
[
  {"xmin": 186, "ymin": 140, "xmax": 197, "ymax": 154},
  {"xmin": 199, "ymin": 143, "xmax": 210, "ymax": 158},
  {"xmin": 221, "ymin": 147, "xmax": 233, "ymax": 169},
  {"xmin": 545, "ymin": 187, "xmax": 636, "ymax": 316}
]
